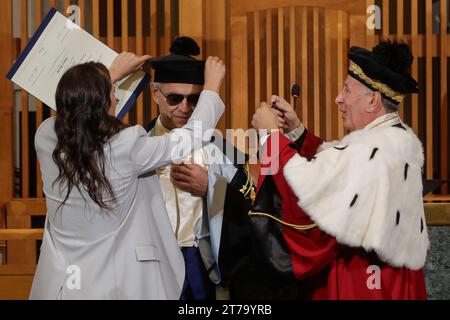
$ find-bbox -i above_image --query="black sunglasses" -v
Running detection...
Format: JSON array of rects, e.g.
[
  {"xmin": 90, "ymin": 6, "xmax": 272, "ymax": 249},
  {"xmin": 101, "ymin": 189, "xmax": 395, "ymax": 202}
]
[{"xmin": 156, "ymin": 85, "xmax": 201, "ymax": 108}]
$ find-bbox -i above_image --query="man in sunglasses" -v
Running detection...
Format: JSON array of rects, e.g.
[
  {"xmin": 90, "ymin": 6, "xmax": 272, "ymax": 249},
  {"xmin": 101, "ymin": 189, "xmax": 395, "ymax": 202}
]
[{"xmin": 145, "ymin": 37, "xmax": 254, "ymax": 300}]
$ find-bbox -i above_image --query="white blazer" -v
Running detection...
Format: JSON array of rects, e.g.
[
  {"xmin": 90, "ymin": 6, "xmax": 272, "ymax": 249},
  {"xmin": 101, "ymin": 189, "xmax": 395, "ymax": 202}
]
[{"xmin": 30, "ymin": 90, "xmax": 224, "ymax": 299}]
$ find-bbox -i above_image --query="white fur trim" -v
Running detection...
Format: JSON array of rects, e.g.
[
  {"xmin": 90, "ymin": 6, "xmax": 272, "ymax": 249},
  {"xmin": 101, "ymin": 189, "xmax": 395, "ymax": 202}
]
[{"xmin": 283, "ymin": 124, "xmax": 429, "ymax": 270}]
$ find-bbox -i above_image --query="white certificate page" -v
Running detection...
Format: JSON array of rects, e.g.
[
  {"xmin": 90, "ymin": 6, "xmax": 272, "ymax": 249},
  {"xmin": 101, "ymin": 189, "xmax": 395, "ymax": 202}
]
[{"xmin": 8, "ymin": 8, "xmax": 149, "ymax": 118}]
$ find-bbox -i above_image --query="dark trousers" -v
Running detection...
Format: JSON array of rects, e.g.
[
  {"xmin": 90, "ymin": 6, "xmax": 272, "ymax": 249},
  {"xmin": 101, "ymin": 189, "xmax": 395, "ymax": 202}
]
[{"xmin": 180, "ymin": 246, "xmax": 216, "ymax": 300}]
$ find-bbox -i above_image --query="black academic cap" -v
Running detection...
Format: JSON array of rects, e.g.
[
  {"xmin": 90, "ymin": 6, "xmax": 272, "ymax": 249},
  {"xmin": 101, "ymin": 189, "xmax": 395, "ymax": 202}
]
[
  {"xmin": 150, "ymin": 37, "xmax": 205, "ymax": 85},
  {"xmin": 348, "ymin": 40, "xmax": 419, "ymax": 105}
]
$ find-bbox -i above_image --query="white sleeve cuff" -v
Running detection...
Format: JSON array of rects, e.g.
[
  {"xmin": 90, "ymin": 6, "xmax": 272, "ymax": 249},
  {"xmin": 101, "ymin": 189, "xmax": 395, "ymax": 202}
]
[
  {"xmin": 285, "ymin": 123, "xmax": 305, "ymax": 141},
  {"xmin": 259, "ymin": 129, "xmax": 280, "ymax": 148}
]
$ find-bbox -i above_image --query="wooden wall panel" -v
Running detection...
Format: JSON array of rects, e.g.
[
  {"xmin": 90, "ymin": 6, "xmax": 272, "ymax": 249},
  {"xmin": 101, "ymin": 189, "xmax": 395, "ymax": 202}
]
[
  {"xmin": 179, "ymin": 0, "xmax": 203, "ymax": 54},
  {"xmin": 0, "ymin": 275, "xmax": 34, "ymax": 300},
  {"xmin": 92, "ymin": 0, "xmax": 100, "ymax": 37},
  {"xmin": 230, "ymin": 0, "xmax": 365, "ymax": 16},
  {"xmin": 78, "ymin": 0, "xmax": 85, "ymax": 28},
  {"xmin": 411, "ymin": 0, "xmax": 419, "ymax": 134},
  {"xmin": 244, "ymin": 6, "xmax": 349, "ymax": 142},
  {"xmin": 0, "ymin": 0, "xmax": 14, "ymax": 264},
  {"xmin": 204, "ymin": 0, "xmax": 227, "ymax": 133},
  {"xmin": 425, "ymin": 0, "xmax": 433, "ymax": 179},
  {"xmin": 20, "ymin": 0, "xmax": 29, "ymax": 198},
  {"xmin": 121, "ymin": 0, "xmax": 129, "ymax": 124},
  {"xmin": 179, "ymin": 0, "xmax": 229, "ymax": 133},
  {"xmin": 324, "ymin": 10, "xmax": 332, "ymax": 141},
  {"xmin": 34, "ymin": 0, "xmax": 44, "ymax": 199},
  {"xmin": 336, "ymin": 10, "xmax": 346, "ymax": 137},
  {"xmin": 396, "ymin": 0, "xmax": 405, "ymax": 120},
  {"xmin": 328, "ymin": 10, "xmax": 339, "ymax": 139},
  {"xmin": 397, "ymin": 0, "xmax": 404, "ymax": 37},
  {"xmin": 278, "ymin": 8, "xmax": 285, "ymax": 100},
  {"xmin": 440, "ymin": 0, "xmax": 448, "ymax": 194},
  {"xmin": 163, "ymin": 0, "xmax": 172, "ymax": 55},
  {"xmin": 382, "ymin": 0, "xmax": 389, "ymax": 39},
  {"xmin": 265, "ymin": 10, "xmax": 273, "ymax": 103},
  {"xmin": 135, "ymin": 0, "xmax": 144, "ymax": 125},
  {"xmin": 366, "ymin": 0, "xmax": 376, "ymax": 50},
  {"xmin": 253, "ymin": 11, "xmax": 261, "ymax": 118},
  {"xmin": 313, "ymin": 8, "xmax": 320, "ymax": 136},
  {"xmin": 289, "ymin": 7, "xmax": 296, "ymax": 106},
  {"xmin": 6, "ymin": 0, "xmax": 35, "ymax": 266},
  {"xmin": 107, "ymin": 1, "xmax": 114, "ymax": 53},
  {"xmin": 150, "ymin": 0, "xmax": 159, "ymax": 120},
  {"xmin": 230, "ymin": 16, "xmax": 248, "ymax": 133},
  {"xmin": 301, "ymin": 7, "xmax": 309, "ymax": 130}
]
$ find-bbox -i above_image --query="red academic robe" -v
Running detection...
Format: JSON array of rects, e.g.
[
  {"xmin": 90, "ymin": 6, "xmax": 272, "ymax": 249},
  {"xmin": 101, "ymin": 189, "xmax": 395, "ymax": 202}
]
[{"xmin": 258, "ymin": 130, "xmax": 427, "ymax": 300}]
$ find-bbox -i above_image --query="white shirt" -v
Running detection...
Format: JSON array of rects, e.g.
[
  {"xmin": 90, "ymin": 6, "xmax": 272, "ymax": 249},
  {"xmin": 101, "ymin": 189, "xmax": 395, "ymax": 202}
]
[{"xmin": 155, "ymin": 118, "xmax": 207, "ymax": 248}]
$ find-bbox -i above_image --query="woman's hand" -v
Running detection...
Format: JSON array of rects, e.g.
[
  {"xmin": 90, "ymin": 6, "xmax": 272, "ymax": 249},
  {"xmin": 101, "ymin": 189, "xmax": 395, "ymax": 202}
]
[
  {"xmin": 109, "ymin": 52, "xmax": 151, "ymax": 83},
  {"xmin": 203, "ymin": 56, "xmax": 226, "ymax": 93},
  {"xmin": 251, "ymin": 102, "xmax": 279, "ymax": 131}
]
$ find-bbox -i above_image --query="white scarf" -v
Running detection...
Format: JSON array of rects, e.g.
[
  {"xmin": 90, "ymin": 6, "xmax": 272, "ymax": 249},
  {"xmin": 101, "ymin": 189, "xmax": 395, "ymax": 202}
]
[{"xmin": 154, "ymin": 118, "xmax": 207, "ymax": 248}]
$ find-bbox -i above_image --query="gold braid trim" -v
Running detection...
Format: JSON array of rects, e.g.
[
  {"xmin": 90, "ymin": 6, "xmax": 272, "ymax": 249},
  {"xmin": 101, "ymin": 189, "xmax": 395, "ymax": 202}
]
[
  {"xmin": 248, "ymin": 211, "xmax": 317, "ymax": 231},
  {"xmin": 349, "ymin": 63, "xmax": 406, "ymax": 103},
  {"xmin": 239, "ymin": 163, "xmax": 256, "ymax": 202}
]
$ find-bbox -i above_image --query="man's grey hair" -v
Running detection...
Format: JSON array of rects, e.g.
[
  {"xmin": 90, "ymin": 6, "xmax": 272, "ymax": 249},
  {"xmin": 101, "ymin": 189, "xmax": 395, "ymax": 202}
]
[
  {"xmin": 381, "ymin": 97, "xmax": 399, "ymax": 113},
  {"xmin": 364, "ymin": 87, "xmax": 398, "ymax": 113}
]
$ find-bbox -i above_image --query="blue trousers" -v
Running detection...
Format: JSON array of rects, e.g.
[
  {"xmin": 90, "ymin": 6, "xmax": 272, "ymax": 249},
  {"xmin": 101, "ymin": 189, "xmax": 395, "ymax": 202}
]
[{"xmin": 180, "ymin": 246, "xmax": 216, "ymax": 300}]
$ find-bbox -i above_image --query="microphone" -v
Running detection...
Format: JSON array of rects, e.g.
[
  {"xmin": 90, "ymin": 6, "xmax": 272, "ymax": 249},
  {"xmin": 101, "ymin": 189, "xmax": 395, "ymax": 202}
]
[{"xmin": 291, "ymin": 83, "xmax": 300, "ymax": 109}]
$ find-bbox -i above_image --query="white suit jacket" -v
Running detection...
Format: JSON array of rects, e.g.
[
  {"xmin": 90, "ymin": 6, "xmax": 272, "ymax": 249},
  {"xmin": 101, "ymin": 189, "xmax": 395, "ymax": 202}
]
[{"xmin": 30, "ymin": 90, "xmax": 224, "ymax": 299}]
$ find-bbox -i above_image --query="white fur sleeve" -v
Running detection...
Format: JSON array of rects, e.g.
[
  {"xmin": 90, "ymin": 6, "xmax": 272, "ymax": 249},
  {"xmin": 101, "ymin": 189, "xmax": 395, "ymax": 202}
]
[{"xmin": 283, "ymin": 136, "xmax": 428, "ymax": 270}]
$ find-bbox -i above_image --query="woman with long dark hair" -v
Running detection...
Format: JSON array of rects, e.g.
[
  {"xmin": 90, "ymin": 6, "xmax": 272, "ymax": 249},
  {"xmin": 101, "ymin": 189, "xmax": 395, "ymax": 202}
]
[{"xmin": 30, "ymin": 53, "xmax": 225, "ymax": 299}]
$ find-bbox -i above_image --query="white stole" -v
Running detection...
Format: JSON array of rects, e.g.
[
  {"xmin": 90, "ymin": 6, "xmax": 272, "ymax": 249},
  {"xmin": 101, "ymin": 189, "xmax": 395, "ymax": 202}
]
[{"xmin": 155, "ymin": 118, "xmax": 207, "ymax": 247}]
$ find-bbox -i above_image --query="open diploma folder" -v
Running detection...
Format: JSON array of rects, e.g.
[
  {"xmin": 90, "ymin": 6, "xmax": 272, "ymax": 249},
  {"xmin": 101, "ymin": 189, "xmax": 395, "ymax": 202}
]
[{"xmin": 7, "ymin": 8, "xmax": 150, "ymax": 119}]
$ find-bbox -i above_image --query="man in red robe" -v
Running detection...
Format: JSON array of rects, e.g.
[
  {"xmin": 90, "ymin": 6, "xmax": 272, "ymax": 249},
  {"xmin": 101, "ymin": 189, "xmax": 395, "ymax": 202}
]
[{"xmin": 250, "ymin": 40, "xmax": 428, "ymax": 299}]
